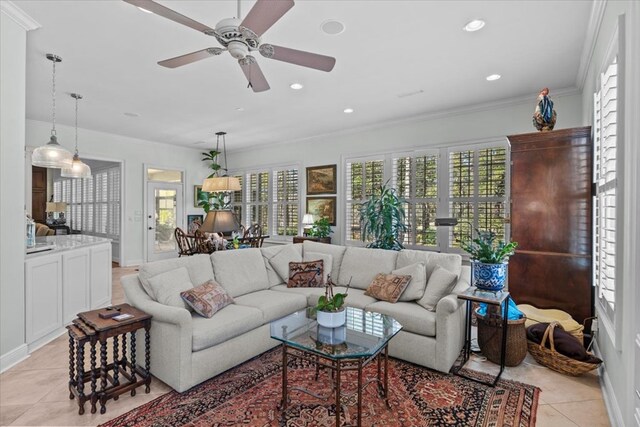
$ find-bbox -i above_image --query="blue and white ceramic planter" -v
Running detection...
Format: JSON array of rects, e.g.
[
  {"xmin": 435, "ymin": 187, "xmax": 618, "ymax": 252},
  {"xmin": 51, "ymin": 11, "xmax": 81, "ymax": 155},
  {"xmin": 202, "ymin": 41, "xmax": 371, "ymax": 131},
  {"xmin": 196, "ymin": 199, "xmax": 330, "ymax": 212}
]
[{"xmin": 472, "ymin": 261, "xmax": 508, "ymax": 292}]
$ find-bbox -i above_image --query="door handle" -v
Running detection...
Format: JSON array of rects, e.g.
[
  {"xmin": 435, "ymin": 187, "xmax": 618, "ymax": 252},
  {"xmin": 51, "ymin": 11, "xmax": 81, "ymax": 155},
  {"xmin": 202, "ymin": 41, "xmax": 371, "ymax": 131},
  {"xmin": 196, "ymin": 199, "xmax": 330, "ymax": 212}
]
[{"xmin": 148, "ymin": 227, "xmax": 154, "ymax": 230}]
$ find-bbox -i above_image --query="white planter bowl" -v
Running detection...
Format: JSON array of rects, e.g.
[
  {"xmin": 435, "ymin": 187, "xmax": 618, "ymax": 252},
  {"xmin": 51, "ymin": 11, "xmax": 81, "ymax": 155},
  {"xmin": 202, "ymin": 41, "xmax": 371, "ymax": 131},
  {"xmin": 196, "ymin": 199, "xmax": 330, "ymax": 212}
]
[{"xmin": 317, "ymin": 309, "xmax": 346, "ymax": 328}]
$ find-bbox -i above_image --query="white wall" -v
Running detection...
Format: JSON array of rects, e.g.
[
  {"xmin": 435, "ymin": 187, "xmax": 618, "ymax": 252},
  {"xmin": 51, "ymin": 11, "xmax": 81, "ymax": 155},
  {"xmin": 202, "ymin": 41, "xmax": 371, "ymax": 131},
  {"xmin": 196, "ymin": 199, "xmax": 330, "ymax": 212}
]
[
  {"xmin": 26, "ymin": 120, "xmax": 210, "ymax": 266},
  {"xmin": 228, "ymin": 91, "xmax": 584, "ymax": 244},
  {"xmin": 0, "ymin": 10, "xmax": 29, "ymax": 369},
  {"xmin": 582, "ymin": 1, "xmax": 640, "ymax": 426}
]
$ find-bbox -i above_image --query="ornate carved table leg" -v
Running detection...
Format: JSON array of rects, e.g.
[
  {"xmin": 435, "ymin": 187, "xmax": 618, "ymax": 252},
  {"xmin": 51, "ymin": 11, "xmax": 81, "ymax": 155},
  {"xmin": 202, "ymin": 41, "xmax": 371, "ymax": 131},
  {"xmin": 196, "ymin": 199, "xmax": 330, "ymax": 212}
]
[
  {"xmin": 130, "ymin": 331, "xmax": 137, "ymax": 396},
  {"xmin": 113, "ymin": 334, "xmax": 120, "ymax": 395},
  {"xmin": 280, "ymin": 344, "xmax": 288, "ymax": 411},
  {"xmin": 121, "ymin": 334, "xmax": 127, "ymax": 374},
  {"xmin": 76, "ymin": 341, "xmax": 85, "ymax": 415},
  {"xmin": 145, "ymin": 323, "xmax": 151, "ymax": 393},
  {"xmin": 68, "ymin": 334, "xmax": 75, "ymax": 400},
  {"xmin": 90, "ymin": 341, "xmax": 97, "ymax": 414},
  {"xmin": 99, "ymin": 340, "xmax": 108, "ymax": 414}
]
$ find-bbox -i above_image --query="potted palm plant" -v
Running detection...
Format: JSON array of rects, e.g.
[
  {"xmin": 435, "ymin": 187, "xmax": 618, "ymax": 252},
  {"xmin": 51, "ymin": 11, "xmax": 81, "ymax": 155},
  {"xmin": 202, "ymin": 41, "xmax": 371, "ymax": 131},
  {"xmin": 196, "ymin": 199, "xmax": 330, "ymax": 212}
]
[
  {"xmin": 460, "ymin": 229, "xmax": 517, "ymax": 292},
  {"xmin": 308, "ymin": 217, "xmax": 332, "ymax": 243},
  {"xmin": 359, "ymin": 182, "xmax": 407, "ymax": 250},
  {"xmin": 314, "ymin": 276, "xmax": 350, "ymax": 328}
]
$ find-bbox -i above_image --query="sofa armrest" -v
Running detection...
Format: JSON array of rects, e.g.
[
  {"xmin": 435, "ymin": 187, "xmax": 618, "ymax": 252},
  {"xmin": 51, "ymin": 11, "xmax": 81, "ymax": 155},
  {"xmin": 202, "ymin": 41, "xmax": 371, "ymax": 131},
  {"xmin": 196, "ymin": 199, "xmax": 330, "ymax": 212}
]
[{"xmin": 121, "ymin": 274, "xmax": 192, "ymax": 327}]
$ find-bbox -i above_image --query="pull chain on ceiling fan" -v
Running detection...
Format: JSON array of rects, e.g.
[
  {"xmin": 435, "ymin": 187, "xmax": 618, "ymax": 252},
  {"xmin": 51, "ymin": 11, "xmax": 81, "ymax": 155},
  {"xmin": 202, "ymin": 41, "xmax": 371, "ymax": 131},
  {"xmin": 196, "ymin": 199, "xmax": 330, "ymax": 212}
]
[{"xmin": 123, "ymin": 0, "xmax": 336, "ymax": 92}]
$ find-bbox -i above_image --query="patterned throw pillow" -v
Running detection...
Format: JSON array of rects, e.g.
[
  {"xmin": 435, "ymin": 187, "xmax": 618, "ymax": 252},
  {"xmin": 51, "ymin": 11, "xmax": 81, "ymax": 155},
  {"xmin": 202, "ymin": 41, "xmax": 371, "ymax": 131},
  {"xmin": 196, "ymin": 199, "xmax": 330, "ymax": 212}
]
[
  {"xmin": 364, "ymin": 273, "xmax": 412, "ymax": 303},
  {"xmin": 180, "ymin": 280, "xmax": 234, "ymax": 318},
  {"xmin": 288, "ymin": 260, "xmax": 324, "ymax": 288}
]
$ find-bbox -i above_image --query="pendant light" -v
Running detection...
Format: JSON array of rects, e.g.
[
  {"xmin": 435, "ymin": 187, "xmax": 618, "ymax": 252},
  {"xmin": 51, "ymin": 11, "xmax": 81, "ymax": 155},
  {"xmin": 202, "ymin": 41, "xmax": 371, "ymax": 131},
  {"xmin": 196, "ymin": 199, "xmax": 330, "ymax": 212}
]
[
  {"xmin": 202, "ymin": 131, "xmax": 241, "ymax": 192},
  {"xmin": 32, "ymin": 54, "xmax": 74, "ymax": 169},
  {"xmin": 61, "ymin": 93, "xmax": 91, "ymax": 178}
]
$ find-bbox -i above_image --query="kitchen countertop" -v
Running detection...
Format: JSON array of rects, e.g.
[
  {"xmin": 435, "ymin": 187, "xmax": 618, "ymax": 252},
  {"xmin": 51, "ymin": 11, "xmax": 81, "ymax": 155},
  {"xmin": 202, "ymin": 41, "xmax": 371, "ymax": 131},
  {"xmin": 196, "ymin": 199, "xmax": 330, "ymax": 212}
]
[{"xmin": 26, "ymin": 234, "xmax": 112, "ymax": 258}]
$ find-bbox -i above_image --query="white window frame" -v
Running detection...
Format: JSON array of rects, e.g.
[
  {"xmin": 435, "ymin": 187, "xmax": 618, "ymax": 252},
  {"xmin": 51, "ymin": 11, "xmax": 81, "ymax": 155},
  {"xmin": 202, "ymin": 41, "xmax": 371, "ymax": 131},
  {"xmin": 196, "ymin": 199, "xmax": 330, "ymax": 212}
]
[
  {"xmin": 272, "ymin": 166, "xmax": 300, "ymax": 239},
  {"xmin": 593, "ymin": 17, "xmax": 625, "ymax": 346}
]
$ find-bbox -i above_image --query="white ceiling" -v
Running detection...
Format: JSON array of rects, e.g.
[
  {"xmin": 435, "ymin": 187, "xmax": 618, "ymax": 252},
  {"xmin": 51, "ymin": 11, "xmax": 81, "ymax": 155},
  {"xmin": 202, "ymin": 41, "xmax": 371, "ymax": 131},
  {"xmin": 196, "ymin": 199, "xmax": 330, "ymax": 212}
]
[{"xmin": 18, "ymin": 0, "xmax": 593, "ymax": 150}]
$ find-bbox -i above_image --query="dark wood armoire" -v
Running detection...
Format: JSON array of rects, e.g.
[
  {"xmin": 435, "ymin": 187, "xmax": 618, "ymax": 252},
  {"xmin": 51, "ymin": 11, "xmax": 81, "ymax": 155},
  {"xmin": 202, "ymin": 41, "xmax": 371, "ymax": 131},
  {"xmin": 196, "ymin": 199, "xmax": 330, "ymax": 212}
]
[
  {"xmin": 32, "ymin": 166, "xmax": 48, "ymax": 223},
  {"xmin": 508, "ymin": 126, "xmax": 593, "ymax": 325}
]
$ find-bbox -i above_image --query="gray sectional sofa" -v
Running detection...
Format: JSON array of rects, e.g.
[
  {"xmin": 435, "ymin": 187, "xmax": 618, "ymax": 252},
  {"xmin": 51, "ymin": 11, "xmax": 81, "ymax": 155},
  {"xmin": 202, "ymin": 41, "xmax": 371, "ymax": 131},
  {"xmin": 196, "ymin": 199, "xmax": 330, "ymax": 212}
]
[{"xmin": 121, "ymin": 241, "xmax": 470, "ymax": 392}]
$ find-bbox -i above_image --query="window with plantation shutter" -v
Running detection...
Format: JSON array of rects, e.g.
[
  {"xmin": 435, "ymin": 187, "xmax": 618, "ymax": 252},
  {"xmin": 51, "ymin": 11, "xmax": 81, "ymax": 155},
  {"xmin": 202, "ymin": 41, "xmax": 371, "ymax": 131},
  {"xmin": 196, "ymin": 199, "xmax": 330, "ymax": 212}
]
[
  {"xmin": 594, "ymin": 57, "xmax": 619, "ymax": 319},
  {"xmin": 446, "ymin": 145, "xmax": 508, "ymax": 251},
  {"xmin": 345, "ymin": 157, "xmax": 385, "ymax": 244},
  {"xmin": 392, "ymin": 151, "xmax": 438, "ymax": 249},
  {"xmin": 230, "ymin": 175, "xmax": 243, "ymax": 225},
  {"xmin": 273, "ymin": 168, "xmax": 299, "ymax": 237},
  {"xmin": 246, "ymin": 171, "xmax": 270, "ymax": 234}
]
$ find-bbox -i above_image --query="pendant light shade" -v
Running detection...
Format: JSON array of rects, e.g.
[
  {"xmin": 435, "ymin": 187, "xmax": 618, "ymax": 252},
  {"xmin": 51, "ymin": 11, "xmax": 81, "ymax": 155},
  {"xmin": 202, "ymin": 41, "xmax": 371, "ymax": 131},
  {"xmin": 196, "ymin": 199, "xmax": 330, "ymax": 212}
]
[
  {"xmin": 32, "ymin": 54, "xmax": 74, "ymax": 169},
  {"xmin": 201, "ymin": 131, "xmax": 240, "ymax": 192},
  {"xmin": 61, "ymin": 93, "xmax": 91, "ymax": 178}
]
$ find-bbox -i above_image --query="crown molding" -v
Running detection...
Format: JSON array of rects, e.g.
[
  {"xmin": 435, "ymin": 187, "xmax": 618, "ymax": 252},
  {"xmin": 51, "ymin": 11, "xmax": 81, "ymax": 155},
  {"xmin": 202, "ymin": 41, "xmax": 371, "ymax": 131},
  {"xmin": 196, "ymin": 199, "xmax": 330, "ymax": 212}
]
[
  {"xmin": 0, "ymin": 1, "xmax": 41, "ymax": 31},
  {"xmin": 576, "ymin": 0, "xmax": 607, "ymax": 90},
  {"xmin": 229, "ymin": 86, "xmax": 580, "ymax": 154}
]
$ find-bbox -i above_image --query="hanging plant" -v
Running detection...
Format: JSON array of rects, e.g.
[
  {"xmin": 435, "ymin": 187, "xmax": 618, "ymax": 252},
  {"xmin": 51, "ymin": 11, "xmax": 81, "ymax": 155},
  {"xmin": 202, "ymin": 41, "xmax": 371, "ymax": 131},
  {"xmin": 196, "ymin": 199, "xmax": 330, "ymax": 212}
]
[{"xmin": 359, "ymin": 182, "xmax": 408, "ymax": 251}]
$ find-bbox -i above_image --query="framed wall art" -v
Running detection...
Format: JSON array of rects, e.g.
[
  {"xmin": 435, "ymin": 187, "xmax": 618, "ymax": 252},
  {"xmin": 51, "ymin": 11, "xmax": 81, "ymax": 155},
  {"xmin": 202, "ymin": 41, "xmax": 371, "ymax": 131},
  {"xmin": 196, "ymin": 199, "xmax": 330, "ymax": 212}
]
[
  {"xmin": 194, "ymin": 185, "xmax": 208, "ymax": 208},
  {"xmin": 306, "ymin": 196, "xmax": 337, "ymax": 226},
  {"xmin": 187, "ymin": 214, "xmax": 203, "ymax": 233},
  {"xmin": 306, "ymin": 164, "xmax": 337, "ymax": 195}
]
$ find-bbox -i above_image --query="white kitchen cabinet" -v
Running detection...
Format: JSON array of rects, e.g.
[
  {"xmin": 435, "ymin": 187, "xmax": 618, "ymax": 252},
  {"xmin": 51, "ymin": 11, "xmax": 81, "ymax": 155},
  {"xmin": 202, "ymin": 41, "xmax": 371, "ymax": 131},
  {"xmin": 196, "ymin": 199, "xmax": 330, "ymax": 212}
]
[
  {"xmin": 62, "ymin": 249, "xmax": 91, "ymax": 323},
  {"xmin": 25, "ymin": 253, "xmax": 63, "ymax": 345},
  {"xmin": 90, "ymin": 244, "xmax": 112, "ymax": 308}
]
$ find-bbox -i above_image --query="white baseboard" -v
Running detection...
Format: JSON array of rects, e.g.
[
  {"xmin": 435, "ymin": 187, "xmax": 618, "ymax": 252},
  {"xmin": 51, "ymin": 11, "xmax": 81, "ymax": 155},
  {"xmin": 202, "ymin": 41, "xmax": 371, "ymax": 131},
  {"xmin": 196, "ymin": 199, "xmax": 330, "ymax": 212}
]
[
  {"xmin": 0, "ymin": 344, "xmax": 29, "ymax": 373},
  {"xmin": 593, "ymin": 339, "xmax": 626, "ymax": 426},
  {"xmin": 120, "ymin": 259, "xmax": 142, "ymax": 267}
]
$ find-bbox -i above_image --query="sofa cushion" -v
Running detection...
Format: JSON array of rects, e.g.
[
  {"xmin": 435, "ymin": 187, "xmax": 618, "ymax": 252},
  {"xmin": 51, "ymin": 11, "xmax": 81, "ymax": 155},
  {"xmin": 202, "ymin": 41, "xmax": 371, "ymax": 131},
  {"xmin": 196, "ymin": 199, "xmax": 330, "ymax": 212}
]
[
  {"xmin": 138, "ymin": 254, "xmax": 214, "ymax": 299},
  {"xmin": 343, "ymin": 288, "xmax": 378, "ymax": 310},
  {"xmin": 367, "ymin": 301, "xmax": 436, "ymax": 337},
  {"xmin": 364, "ymin": 273, "xmax": 412, "ymax": 303},
  {"xmin": 234, "ymin": 290, "xmax": 307, "ymax": 322},
  {"xmin": 269, "ymin": 244, "xmax": 303, "ymax": 282},
  {"xmin": 211, "ymin": 248, "xmax": 270, "ymax": 297},
  {"xmin": 180, "ymin": 280, "xmax": 234, "ymax": 318},
  {"xmin": 395, "ymin": 263, "xmax": 427, "ymax": 302},
  {"xmin": 396, "ymin": 250, "xmax": 462, "ymax": 280},
  {"xmin": 288, "ymin": 260, "xmax": 324, "ymax": 288},
  {"xmin": 191, "ymin": 304, "xmax": 264, "ymax": 352},
  {"xmin": 302, "ymin": 241, "xmax": 346, "ymax": 283},
  {"xmin": 338, "ymin": 247, "xmax": 398, "ymax": 289},
  {"xmin": 271, "ymin": 285, "xmax": 326, "ymax": 307},
  {"xmin": 261, "ymin": 244, "xmax": 302, "ymax": 287},
  {"xmin": 303, "ymin": 251, "xmax": 332, "ymax": 285},
  {"xmin": 147, "ymin": 267, "xmax": 194, "ymax": 310},
  {"xmin": 418, "ymin": 266, "xmax": 459, "ymax": 311}
]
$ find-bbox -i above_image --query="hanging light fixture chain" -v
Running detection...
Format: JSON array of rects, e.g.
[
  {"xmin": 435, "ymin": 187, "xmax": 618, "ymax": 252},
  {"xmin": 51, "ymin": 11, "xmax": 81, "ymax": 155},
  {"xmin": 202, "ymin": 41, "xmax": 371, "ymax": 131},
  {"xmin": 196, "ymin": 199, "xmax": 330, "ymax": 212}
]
[
  {"xmin": 74, "ymin": 95, "xmax": 78, "ymax": 154},
  {"xmin": 51, "ymin": 58, "xmax": 57, "ymax": 135},
  {"xmin": 222, "ymin": 133, "xmax": 229, "ymax": 174}
]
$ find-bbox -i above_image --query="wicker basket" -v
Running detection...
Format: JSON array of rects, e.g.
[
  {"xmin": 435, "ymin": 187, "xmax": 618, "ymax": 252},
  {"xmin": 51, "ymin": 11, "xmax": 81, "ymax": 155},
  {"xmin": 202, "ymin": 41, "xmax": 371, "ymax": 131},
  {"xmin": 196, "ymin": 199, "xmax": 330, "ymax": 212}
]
[
  {"xmin": 527, "ymin": 322, "xmax": 601, "ymax": 376},
  {"xmin": 476, "ymin": 309, "xmax": 527, "ymax": 367}
]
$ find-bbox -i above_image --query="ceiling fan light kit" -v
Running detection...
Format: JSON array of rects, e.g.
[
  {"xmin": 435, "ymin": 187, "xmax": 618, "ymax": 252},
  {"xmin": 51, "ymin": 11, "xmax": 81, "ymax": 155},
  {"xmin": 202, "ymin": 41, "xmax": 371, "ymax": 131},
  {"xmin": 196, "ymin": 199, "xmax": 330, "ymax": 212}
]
[
  {"xmin": 32, "ymin": 53, "xmax": 74, "ymax": 169},
  {"xmin": 123, "ymin": 0, "xmax": 336, "ymax": 92}
]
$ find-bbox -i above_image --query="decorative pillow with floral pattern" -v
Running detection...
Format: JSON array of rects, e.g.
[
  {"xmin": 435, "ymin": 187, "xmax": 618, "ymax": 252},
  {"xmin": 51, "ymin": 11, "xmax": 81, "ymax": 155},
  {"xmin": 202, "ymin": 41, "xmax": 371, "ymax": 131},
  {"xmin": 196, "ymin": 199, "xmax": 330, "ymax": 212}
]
[
  {"xmin": 180, "ymin": 280, "xmax": 234, "ymax": 318},
  {"xmin": 288, "ymin": 260, "xmax": 324, "ymax": 288}
]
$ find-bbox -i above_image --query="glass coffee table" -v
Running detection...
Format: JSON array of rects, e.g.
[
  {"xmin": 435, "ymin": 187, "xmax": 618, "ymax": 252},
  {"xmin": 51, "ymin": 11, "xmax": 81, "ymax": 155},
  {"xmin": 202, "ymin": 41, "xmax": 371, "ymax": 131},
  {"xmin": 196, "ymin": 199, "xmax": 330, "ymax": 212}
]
[{"xmin": 270, "ymin": 306, "xmax": 402, "ymax": 427}]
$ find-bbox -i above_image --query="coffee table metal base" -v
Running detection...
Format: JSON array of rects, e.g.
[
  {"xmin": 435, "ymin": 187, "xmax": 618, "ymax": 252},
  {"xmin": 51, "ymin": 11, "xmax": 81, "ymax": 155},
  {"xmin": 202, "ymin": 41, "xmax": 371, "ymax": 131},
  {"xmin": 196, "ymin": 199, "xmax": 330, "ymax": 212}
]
[{"xmin": 279, "ymin": 343, "xmax": 391, "ymax": 427}]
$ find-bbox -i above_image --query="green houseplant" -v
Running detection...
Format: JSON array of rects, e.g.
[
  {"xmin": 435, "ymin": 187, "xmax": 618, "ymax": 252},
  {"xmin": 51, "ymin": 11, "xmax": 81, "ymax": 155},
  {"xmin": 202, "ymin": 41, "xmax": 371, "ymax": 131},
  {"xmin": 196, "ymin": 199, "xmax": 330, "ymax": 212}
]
[
  {"xmin": 198, "ymin": 149, "xmax": 232, "ymax": 213},
  {"xmin": 308, "ymin": 217, "xmax": 332, "ymax": 238},
  {"xmin": 460, "ymin": 229, "xmax": 517, "ymax": 291},
  {"xmin": 359, "ymin": 182, "xmax": 408, "ymax": 250},
  {"xmin": 314, "ymin": 276, "xmax": 350, "ymax": 327}
]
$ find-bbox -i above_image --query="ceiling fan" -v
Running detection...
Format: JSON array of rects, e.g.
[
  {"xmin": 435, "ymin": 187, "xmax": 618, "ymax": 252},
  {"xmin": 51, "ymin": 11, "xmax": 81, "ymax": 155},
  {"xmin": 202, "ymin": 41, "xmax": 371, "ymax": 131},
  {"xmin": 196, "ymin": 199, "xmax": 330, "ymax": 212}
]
[{"xmin": 123, "ymin": 0, "xmax": 336, "ymax": 92}]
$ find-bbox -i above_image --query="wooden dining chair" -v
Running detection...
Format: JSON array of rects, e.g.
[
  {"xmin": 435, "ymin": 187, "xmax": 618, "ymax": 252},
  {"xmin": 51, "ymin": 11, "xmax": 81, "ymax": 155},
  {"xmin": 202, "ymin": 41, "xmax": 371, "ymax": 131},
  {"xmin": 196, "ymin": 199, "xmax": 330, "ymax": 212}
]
[
  {"xmin": 193, "ymin": 229, "xmax": 215, "ymax": 254},
  {"xmin": 174, "ymin": 227, "xmax": 196, "ymax": 257},
  {"xmin": 242, "ymin": 223, "xmax": 265, "ymax": 248}
]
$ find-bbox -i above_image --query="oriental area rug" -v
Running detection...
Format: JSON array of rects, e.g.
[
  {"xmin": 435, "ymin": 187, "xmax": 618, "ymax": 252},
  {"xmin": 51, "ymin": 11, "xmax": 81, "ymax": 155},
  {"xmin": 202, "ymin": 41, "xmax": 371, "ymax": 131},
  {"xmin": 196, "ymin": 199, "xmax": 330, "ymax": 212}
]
[{"xmin": 100, "ymin": 348, "xmax": 539, "ymax": 427}]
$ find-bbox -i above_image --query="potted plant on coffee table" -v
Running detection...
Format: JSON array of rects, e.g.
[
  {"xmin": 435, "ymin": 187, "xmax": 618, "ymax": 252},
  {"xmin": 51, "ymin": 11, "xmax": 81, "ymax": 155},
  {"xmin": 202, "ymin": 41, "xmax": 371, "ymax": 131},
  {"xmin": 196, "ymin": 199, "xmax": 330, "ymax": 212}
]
[
  {"xmin": 460, "ymin": 229, "xmax": 517, "ymax": 292},
  {"xmin": 314, "ymin": 276, "xmax": 350, "ymax": 328}
]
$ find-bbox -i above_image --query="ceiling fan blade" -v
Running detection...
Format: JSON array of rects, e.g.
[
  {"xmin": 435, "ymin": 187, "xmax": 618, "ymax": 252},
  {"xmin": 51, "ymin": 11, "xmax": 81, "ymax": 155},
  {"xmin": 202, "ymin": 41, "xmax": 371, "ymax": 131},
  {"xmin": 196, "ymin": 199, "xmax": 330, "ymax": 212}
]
[
  {"xmin": 259, "ymin": 44, "xmax": 335, "ymax": 72},
  {"xmin": 158, "ymin": 48, "xmax": 224, "ymax": 68},
  {"xmin": 123, "ymin": 0, "xmax": 215, "ymax": 34},
  {"xmin": 239, "ymin": 0, "xmax": 294, "ymax": 37},
  {"xmin": 238, "ymin": 56, "xmax": 270, "ymax": 92}
]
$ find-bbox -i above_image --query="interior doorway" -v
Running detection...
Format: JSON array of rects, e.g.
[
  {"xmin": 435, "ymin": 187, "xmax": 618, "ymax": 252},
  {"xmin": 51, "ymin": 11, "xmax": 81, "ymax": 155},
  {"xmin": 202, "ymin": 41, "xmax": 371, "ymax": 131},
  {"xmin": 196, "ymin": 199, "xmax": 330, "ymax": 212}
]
[{"xmin": 145, "ymin": 167, "xmax": 184, "ymax": 262}]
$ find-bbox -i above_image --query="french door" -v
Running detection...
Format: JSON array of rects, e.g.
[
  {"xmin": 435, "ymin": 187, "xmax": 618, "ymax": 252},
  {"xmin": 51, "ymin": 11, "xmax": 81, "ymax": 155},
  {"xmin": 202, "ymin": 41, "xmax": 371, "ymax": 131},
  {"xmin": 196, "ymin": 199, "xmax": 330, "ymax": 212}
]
[{"xmin": 146, "ymin": 182, "xmax": 183, "ymax": 261}]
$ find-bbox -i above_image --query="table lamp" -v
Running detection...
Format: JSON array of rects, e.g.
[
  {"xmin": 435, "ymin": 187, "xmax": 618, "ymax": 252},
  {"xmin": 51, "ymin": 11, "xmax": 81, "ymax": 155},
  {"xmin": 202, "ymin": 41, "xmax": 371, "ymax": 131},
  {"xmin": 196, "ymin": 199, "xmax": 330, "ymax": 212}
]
[
  {"xmin": 201, "ymin": 210, "xmax": 239, "ymax": 235},
  {"xmin": 302, "ymin": 213, "xmax": 314, "ymax": 236}
]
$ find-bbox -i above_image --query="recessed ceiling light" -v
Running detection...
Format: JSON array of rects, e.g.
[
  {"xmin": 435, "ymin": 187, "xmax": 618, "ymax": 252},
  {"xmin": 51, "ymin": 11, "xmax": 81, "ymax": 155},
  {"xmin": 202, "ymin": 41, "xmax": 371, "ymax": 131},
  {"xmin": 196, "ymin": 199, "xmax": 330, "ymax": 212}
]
[
  {"xmin": 290, "ymin": 83, "xmax": 304, "ymax": 90},
  {"xmin": 137, "ymin": 6, "xmax": 153, "ymax": 14},
  {"xmin": 343, "ymin": 108, "xmax": 354, "ymax": 114},
  {"xmin": 124, "ymin": 112, "xmax": 140, "ymax": 117},
  {"xmin": 463, "ymin": 19, "xmax": 485, "ymax": 32},
  {"xmin": 486, "ymin": 74, "xmax": 501, "ymax": 81},
  {"xmin": 321, "ymin": 19, "xmax": 345, "ymax": 35}
]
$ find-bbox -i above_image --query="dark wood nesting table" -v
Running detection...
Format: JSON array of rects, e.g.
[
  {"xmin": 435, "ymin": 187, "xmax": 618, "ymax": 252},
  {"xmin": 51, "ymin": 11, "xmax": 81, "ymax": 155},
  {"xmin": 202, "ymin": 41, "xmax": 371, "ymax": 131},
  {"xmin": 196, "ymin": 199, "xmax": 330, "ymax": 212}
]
[{"xmin": 67, "ymin": 303, "xmax": 151, "ymax": 415}]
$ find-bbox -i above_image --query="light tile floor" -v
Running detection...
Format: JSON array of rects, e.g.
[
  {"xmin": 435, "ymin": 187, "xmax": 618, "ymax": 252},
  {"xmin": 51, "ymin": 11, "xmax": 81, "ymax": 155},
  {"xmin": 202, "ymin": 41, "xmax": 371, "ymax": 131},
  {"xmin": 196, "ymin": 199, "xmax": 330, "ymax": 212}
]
[{"xmin": 0, "ymin": 266, "xmax": 611, "ymax": 426}]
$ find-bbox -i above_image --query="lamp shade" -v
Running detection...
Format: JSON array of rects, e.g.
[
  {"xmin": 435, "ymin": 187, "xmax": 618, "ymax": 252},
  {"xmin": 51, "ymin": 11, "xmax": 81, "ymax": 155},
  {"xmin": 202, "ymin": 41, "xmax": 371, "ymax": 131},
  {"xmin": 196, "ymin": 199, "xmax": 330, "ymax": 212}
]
[
  {"xmin": 201, "ymin": 210, "xmax": 239, "ymax": 234},
  {"xmin": 302, "ymin": 213, "xmax": 315, "ymax": 225},
  {"xmin": 46, "ymin": 202, "xmax": 67, "ymax": 212},
  {"xmin": 61, "ymin": 155, "xmax": 92, "ymax": 178},
  {"xmin": 32, "ymin": 135, "xmax": 73, "ymax": 168},
  {"xmin": 202, "ymin": 176, "xmax": 241, "ymax": 192}
]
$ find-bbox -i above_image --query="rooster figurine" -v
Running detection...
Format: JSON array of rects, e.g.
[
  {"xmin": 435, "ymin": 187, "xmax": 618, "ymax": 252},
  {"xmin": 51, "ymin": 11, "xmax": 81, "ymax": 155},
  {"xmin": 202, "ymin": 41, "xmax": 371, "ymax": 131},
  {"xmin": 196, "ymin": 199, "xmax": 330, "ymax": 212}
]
[{"xmin": 533, "ymin": 87, "xmax": 557, "ymax": 131}]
